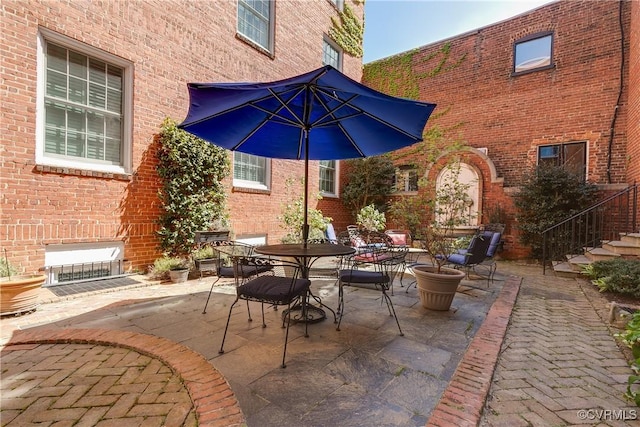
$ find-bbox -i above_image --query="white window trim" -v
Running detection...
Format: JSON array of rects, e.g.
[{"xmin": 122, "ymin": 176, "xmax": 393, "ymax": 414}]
[
  {"xmin": 322, "ymin": 37, "xmax": 342, "ymax": 71},
  {"xmin": 36, "ymin": 28, "xmax": 133, "ymax": 175},
  {"xmin": 319, "ymin": 160, "xmax": 339, "ymax": 198},
  {"xmin": 232, "ymin": 153, "xmax": 271, "ymax": 190},
  {"xmin": 392, "ymin": 167, "xmax": 419, "ymax": 195},
  {"xmin": 328, "ymin": 0, "xmax": 344, "ymax": 11},
  {"xmin": 236, "ymin": 0, "xmax": 275, "ymax": 54}
]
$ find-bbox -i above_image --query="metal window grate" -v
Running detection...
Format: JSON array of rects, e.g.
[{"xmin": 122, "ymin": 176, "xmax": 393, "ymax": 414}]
[{"xmin": 45, "ymin": 259, "xmax": 124, "ymax": 286}]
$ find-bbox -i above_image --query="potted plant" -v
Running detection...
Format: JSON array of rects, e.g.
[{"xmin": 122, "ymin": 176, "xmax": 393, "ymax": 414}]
[
  {"xmin": 0, "ymin": 254, "xmax": 47, "ymax": 316},
  {"xmin": 192, "ymin": 245, "xmax": 218, "ymax": 278},
  {"xmin": 412, "ymin": 161, "xmax": 472, "ymax": 310},
  {"xmin": 279, "ymin": 178, "xmax": 332, "ymax": 244},
  {"xmin": 149, "ymin": 256, "xmax": 190, "ymax": 283}
]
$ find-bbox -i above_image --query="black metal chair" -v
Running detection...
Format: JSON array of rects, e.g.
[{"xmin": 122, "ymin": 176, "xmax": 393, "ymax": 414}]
[
  {"xmin": 218, "ymin": 257, "xmax": 311, "ymax": 368},
  {"xmin": 449, "ymin": 230, "xmax": 502, "ymax": 283},
  {"xmin": 444, "ymin": 232, "xmax": 493, "ymax": 284},
  {"xmin": 336, "ymin": 245, "xmax": 408, "ymax": 336},
  {"xmin": 202, "ymin": 240, "xmax": 273, "ymax": 314}
]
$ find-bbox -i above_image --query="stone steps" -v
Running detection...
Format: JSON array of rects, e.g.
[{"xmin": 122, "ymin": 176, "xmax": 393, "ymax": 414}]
[{"xmin": 552, "ymin": 232, "xmax": 640, "ymax": 277}]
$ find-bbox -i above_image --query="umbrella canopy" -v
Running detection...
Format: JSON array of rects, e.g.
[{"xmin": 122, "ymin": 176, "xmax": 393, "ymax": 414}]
[{"xmin": 179, "ymin": 65, "xmax": 436, "ymax": 243}]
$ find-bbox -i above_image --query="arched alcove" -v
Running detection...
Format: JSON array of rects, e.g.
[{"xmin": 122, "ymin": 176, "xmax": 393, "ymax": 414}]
[{"xmin": 435, "ymin": 162, "xmax": 481, "ymax": 230}]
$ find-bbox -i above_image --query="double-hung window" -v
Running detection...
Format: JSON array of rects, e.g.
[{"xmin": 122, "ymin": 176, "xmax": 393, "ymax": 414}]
[
  {"xmin": 233, "ymin": 152, "xmax": 270, "ymax": 190},
  {"xmin": 513, "ymin": 32, "xmax": 554, "ymax": 74},
  {"xmin": 322, "ymin": 38, "xmax": 342, "ymax": 70},
  {"xmin": 319, "ymin": 160, "xmax": 338, "ymax": 196},
  {"xmin": 237, "ymin": 0, "xmax": 274, "ymax": 53},
  {"xmin": 393, "ymin": 166, "xmax": 418, "ymax": 193},
  {"xmin": 38, "ymin": 29, "xmax": 132, "ymax": 174},
  {"xmin": 538, "ymin": 141, "xmax": 587, "ymax": 180}
]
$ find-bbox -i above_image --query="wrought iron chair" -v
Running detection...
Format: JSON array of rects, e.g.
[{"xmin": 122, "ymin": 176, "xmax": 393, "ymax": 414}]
[
  {"xmin": 450, "ymin": 230, "xmax": 502, "ymax": 283},
  {"xmin": 202, "ymin": 240, "xmax": 273, "ymax": 314},
  {"xmin": 218, "ymin": 257, "xmax": 311, "ymax": 368},
  {"xmin": 336, "ymin": 245, "xmax": 408, "ymax": 336},
  {"xmin": 444, "ymin": 232, "xmax": 493, "ymax": 284}
]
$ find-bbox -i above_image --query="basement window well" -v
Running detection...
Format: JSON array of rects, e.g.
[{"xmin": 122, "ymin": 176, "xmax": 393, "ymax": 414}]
[{"xmin": 44, "ymin": 241, "xmax": 125, "ymax": 286}]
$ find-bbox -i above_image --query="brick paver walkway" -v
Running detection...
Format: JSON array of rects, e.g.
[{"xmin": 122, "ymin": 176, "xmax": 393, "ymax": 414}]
[
  {"xmin": 2, "ymin": 342, "xmax": 195, "ymax": 426},
  {"xmin": 1, "ymin": 329, "xmax": 244, "ymax": 427},
  {"xmin": 479, "ymin": 266, "xmax": 638, "ymax": 426}
]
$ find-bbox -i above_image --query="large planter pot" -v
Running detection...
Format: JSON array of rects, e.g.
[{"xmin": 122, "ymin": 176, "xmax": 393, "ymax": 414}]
[
  {"xmin": 169, "ymin": 268, "xmax": 189, "ymax": 283},
  {"xmin": 0, "ymin": 274, "xmax": 47, "ymax": 316},
  {"xmin": 412, "ymin": 265, "xmax": 465, "ymax": 311}
]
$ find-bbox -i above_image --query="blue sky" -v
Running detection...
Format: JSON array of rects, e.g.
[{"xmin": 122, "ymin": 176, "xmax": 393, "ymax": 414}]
[{"xmin": 363, "ymin": 0, "xmax": 556, "ymax": 63}]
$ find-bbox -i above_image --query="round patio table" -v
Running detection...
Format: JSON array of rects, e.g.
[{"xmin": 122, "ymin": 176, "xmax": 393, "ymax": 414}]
[{"xmin": 255, "ymin": 243, "xmax": 355, "ymax": 323}]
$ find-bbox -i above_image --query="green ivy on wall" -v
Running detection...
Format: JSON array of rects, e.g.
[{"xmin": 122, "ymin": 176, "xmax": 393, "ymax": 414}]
[
  {"xmin": 362, "ymin": 42, "xmax": 468, "ymax": 164},
  {"xmin": 329, "ymin": 3, "xmax": 364, "ymax": 58},
  {"xmin": 156, "ymin": 118, "xmax": 230, "ymax": 256},
  {"xmin": 363, "ymin": 42, "xmax": 466, "ymax": 99}
]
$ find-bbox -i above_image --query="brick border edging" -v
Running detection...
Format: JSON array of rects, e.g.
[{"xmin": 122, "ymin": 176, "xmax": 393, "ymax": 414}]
[
  {"xmin": 4, "ymin": 328, "xmax": 245, "ymax": 427},
  {"xmin": 426, "ymin": 276, "xmax": 522, "ymax": 427}
]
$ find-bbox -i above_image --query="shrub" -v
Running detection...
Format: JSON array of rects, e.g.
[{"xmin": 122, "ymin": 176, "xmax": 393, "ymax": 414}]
[
  {"xmin": 156, "ymin": 118, "xmax": 230, "ymax": 256},
  {"xmin": 278, "ymin": 178, "xmax": 332, "ymax": 243},
  {"xmin": 514, "ymin": 164, "xmax": 597, "ymax": 259},
  {"xmin": 341, "ymin": 155, "xmax": 395, "ymax": 216},
  {"xmin": 148, "ymin": 256, "xmax": 189, "ymax": 280},
  {"xmin": 583, "ymin": 259, "xmax": 640, "ymax": 298},
  {"xmin": 616, "ymin": 311, "xmax": 640, "ymax": 406},
  {"xmin": 0, "ymin": 258, "xmax": 19, "ymax": 278},
  {"xmin": 356, "ymin": 204, "xmax": 386, "ymax": 231},
  {"xmin": 192, "ymin": 246, "xmax": 215, "ymax": 260}
]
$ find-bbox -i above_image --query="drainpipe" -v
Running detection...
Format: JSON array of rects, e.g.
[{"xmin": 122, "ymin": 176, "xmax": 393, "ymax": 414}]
[{"xmin": 606, "ymin": 0, "xmax": 625, "ymax": 184}]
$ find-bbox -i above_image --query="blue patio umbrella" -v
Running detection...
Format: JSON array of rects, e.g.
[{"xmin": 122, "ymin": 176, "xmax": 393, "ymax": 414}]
[{"xmin": 179, "ymin": 65, "xmax": 436, "ymax": 245}]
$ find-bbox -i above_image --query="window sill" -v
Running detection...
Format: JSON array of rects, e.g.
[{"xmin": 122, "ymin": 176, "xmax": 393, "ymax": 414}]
[
  {"xmin": 232, "ymin": 186, "xmax": 271, "ymax": 195},
  {"xmin": 235, "ymin": 33, "xmax": 274, "ymax": 59},
  {"xmin": 511, "ymin": 63, "xmax": 555, "ymax": 77},
  {"xmin": 35, "ymin": 164, "xmax": 132, "ymax": 181}
]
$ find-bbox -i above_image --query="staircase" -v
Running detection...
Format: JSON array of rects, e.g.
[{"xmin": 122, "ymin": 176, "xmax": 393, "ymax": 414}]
[
  {"xmin": 553, "ymin": 232, "xmax": 640, "ymax": 278},
  {"xmin": 542, "ymin": 183, "xmax": 639, "ymax": 276}
]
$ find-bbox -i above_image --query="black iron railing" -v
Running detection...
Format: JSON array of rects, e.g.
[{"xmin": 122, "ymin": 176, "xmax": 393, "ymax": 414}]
[{"xmin": 542, "ymin": 183, "xmax": 638, "ymax": 274}]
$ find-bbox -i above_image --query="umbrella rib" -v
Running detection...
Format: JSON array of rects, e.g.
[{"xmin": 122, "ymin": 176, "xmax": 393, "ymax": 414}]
[
  {"xmin": 267, "ymin": 87, "xmax": 306, "ymax": 128},
  {"xmin": 232, "ymin": 87, "xmax": 308, "ymax": 151},
  {"xmin": 312, "ymin": 87, "xmax": 424, "ymax": 141}
]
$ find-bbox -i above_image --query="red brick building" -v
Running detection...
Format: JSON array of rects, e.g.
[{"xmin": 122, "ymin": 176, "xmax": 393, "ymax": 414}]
[
  {"xmin": 1, "ymin": 0, "xmax": 363, "ymax": 279},
  {"xmin": 361, "ymin": 0, "xmax": 639, "ymax": 258}
]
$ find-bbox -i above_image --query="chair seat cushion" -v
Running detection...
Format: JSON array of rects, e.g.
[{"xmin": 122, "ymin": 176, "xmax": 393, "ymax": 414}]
[
  {"xmin": 219, "ymin": 264, "xmax": 272, "ymax": 278},
  {"xmin": 446, "ymin": 253, "xmax": 467, "ymax": 265},
  {"xmin": 218, "ymin": 266, "xmax": 236, "ymax": 278},
  {"xmin": 238, "ymin": 276, "xmax": 310, "ymax": 303},
  {"xmin": 339, "ymin": 269, "xmax": 389, "ymax": 284}
]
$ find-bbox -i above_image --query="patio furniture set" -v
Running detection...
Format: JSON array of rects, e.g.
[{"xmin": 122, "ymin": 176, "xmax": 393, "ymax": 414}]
[{"xmin": 193, "ymin": 225, "xmax": 502, "ymax": 368}]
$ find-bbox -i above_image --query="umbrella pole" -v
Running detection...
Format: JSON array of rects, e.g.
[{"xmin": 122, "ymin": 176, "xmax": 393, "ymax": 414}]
[{"xmin": 303, "ymin": 130, "xmax": 310, "ymax": 249}]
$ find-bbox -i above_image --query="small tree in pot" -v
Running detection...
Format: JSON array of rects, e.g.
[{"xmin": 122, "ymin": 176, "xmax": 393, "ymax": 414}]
[{"xmin": 412, "ymin": 160, "xmax": 473, "ymax": 310}]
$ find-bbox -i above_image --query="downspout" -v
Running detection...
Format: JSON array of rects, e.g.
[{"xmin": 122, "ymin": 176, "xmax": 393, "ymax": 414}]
[{"xmin": 606, "ymin": 0, "xmax": 626, "ymax": 184}]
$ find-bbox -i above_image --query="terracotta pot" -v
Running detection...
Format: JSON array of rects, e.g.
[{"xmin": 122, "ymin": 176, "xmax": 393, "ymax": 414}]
[
  {"xmin": 412, "ymin": 265, "xmax": 465, "ymax": 311},
  {"xmin": 0, "ymin": 274, "xmax": 46, "ymax": 316},
  {"xmin": 169, "ymin": 269, "xmax": 189, "ymax": 283}
]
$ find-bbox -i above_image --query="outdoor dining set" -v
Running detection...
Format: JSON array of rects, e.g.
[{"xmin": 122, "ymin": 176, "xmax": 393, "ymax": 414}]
[{"xmin": 193, "ymin": 225, "xmax": 502, "ymax": 368}]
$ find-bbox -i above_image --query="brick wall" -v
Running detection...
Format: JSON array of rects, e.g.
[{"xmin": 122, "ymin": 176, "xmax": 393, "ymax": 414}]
[
  {"xmin": 362, "ymin": 0, "xmax": 633, "ymax": 258},
  {"xmin": 1, "ymin": 0, "xmax": 363, "ymax": 273}
]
